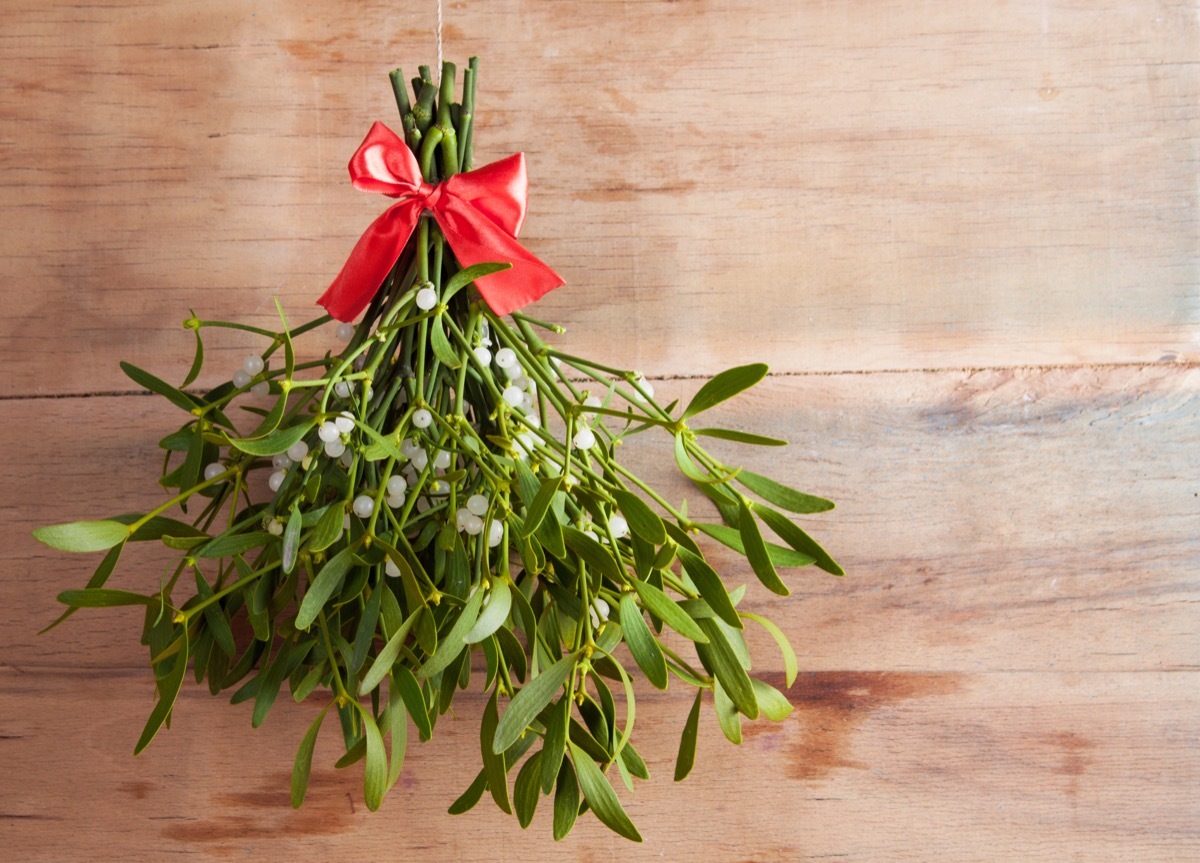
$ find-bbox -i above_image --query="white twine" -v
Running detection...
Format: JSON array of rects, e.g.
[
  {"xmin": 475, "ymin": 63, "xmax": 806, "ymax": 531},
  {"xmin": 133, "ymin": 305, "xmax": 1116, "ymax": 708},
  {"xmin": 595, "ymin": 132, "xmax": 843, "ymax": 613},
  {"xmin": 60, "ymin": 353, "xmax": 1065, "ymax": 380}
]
[{"xmin": 436, "ymin": 0, "xmax": 443, "ymax": 80}]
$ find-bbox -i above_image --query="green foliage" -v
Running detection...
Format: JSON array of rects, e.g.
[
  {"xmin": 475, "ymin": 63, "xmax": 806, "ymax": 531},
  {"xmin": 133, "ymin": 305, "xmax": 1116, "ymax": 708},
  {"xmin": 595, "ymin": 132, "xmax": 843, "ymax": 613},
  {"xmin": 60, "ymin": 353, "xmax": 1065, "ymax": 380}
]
[{"xmin": 34, "ymin": 57, "xmax": 839, "ymax": 844}]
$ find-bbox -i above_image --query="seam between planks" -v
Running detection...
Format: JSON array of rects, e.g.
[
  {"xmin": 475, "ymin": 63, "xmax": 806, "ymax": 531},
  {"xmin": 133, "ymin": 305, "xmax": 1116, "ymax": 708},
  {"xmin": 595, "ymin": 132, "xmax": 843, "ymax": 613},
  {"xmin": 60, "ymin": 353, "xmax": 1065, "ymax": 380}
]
[{"xmin": 2, "ymin": 361, "xmax": 1198, "ymax": 403}]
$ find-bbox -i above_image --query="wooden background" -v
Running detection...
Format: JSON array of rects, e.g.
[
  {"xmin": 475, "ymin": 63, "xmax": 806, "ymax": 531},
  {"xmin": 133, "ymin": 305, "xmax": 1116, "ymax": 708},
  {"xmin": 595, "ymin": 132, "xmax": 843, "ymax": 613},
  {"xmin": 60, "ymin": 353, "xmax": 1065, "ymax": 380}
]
[{"xmin": 2, "ymin": 1, "xmax": 1197, "ymax": 859}]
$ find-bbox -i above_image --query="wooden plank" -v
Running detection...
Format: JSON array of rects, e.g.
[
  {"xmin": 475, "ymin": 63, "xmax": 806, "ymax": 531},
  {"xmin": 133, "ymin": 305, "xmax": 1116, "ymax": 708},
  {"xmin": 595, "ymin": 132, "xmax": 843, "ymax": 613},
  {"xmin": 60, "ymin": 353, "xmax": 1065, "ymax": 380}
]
[
  {"xmin": 1, "ymin": 1, "xmax": 1195, "ymax": 396},
  {"xmin": 7, "ymin": 366, "xmax": 1196, "ymax": 674},
  {"xmin": 2, "ymin": 667, "xmax": 1196, "ymax": 861}
]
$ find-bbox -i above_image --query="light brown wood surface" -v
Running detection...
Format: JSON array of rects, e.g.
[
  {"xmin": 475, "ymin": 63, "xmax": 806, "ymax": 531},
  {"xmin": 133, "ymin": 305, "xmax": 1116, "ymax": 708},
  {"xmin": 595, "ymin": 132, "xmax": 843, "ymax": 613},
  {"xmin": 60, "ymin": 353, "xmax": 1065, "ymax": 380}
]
[{"xmin": 2, "ymin": 1, "xmax": 1197, "ymax": 861}]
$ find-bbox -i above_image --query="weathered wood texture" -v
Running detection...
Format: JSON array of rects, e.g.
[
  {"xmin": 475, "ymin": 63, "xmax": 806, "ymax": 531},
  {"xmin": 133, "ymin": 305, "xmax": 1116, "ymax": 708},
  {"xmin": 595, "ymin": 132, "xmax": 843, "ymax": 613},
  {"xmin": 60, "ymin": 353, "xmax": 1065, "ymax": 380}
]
[
  {"xmin": 2, "ymin": 1, "xmax": 1197, "ymax": 861},
  {"xmin": 0, "ymin": 0, "xmax": 1196, "ymax": 397},
  {"xmin": 3, "ymin": 369, "xmax": 1198, "ymax": 859}
]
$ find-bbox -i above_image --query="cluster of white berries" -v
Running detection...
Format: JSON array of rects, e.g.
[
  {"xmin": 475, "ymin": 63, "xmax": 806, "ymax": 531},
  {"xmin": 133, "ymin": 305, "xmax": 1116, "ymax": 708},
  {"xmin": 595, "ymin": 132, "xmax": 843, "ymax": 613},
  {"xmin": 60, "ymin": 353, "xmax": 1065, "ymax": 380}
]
[
  {"xmin": 453, "ymin": 494, "xmax": 504, "ymax": 546},
  {"xmin": 232, "ymin": 355, "xmax": 271, "ymax": 397},
  {"xmin": 317, "ymin": 411, "xmax": 357, "ymax": 460}
]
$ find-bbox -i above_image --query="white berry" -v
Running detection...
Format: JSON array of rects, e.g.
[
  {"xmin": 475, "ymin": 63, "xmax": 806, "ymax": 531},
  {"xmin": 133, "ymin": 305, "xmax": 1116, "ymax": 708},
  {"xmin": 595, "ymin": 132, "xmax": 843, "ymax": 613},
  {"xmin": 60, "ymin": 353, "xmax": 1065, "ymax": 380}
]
[
  {"xmin": 385, "ymin": 558, "xmax": 401, "ymax": 578},
  {"xmin": 203, "ymin": 463, "xmax": 225, "ymax": 482},
  {"xmin": 272, "ymin": 453, "xmax": 292, "ymax": 469},
  {"xmin": 318, "ymin": 421, "xmax": 340, "ymax": 442},
  {"xmin": 433, "ymin": 449, "xmax": 452, "ymax": 470},
  {"xmin": 412, "ymin": 408, "xmax": 433, "ymax": 429},
  {"xmin": 334, "ymin": 411, "xmax": 355, "ymax": 434},
  {"xmin": 334, "ymin": 380, "xmax": 353, "ymax": 399},
  {"xmin": 464, "ymin": 514, "xmax": 483, "ymax": 535},
  {"xmin": 573, "ymin": 428, "xmax": 597, "ymax": 450},
  {"xmin": 268, "ymin": 470, "xmax": 286, "ymax": 492},
  {"xmin": 232, "ymin": 369, "xmax": 252, "ymax": 388},
  {"xmin": 486, "ymin": 520, "xmax": 504, "ymax": 548},
  {"xmin": 243, "ymin": 355, "xmax": 264, "ymax": 375},
  {"xmin": 473, "ymin": 346, "xmax": 492, "ymax": 366},
  {"xmin": 386, "ymin": 475, "xmax": 407, "ymax": 497},
  {"xmin": 335, "ymin": 322, "xmax": 356, "ymax": 341},
  {"xmin": 287, "ymin": 441, "xmax": 309, "ymax": 463},
  {"xmin": 267, "ymin": 518, "xmax": 284, "ymax": 536},
  {"xmin": 608, "ymin": 514, "xmax": 629, "ymax": 539},
  {"xmin": 324, "ymin": 438, "xmax": 346, "ymax": 458},
  {"xmin": 411, "ymin": 448, "xmax": 429, "ymax": 471},
  {"xmin": 502, "ymin": 386, "xmax": 523, "ymax": 408},
  {"xmin": 495, "ymin": 348, "xmax": 517, "ymax": 369},
  {"xmin": 415, "ymin": 287, "xmax": 438, "ymax": 310},
  {"xmin": 352, "ymin": 495, "xmax": 374, "ymax": 518},
  {"xmin": 466, "ymin": 494, "xmax": 489, "ymax": 516},
  {"xmin": 386, "ymin": 492, "xmax": 406, "ymax": 509}
]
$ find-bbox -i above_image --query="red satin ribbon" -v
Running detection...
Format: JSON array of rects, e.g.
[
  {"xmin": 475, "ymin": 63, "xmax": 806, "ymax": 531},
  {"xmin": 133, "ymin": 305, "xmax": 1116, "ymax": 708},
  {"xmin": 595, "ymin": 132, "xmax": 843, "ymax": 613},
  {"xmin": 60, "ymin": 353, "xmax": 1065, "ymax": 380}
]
[{"xmin": 318, "ymin": 122, "xmax": 564, "ymax": 321}]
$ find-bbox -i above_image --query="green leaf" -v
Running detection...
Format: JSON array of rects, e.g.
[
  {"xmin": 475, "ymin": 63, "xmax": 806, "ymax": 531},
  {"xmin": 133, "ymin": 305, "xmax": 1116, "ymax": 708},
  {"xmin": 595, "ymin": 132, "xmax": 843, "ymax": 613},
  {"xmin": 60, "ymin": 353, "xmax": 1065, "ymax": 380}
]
[
  {"xmin": 121, "ymin": 361, "xmax": 199, "ymax": 413},
  {"xmin": 752, "ymin": 504, "xmax": 844, "ymax": 575},
  {"xmin": 569, "ymin": 741, "xmax": 643, "ymax": 842},
  {"xmin": 194, "ymin": 570, "xmax": 236, "ymax": 658},
  {"xmin": 738, "ymin": 498, "xmax": 789, "ymax": 596},
  {"xmin": 629, "ymin": 578, "xmax": 708, "ymax": 644},
  {"xmin": 291, "ymin": 703, "xmax": 331, "ymax": 808},
  {"xmin": 448, "ymin": 769, "xmax": 488, "ymax": 815},
  {"xmin": 309, "ymin": 506, "xmax": 344, "ymax": 555},
  {"xmin": 514, "ymin": 751, "xmax": 543, "ymax": 829},
  {"xmin": 562, "ymin": 527, "xmax": 621, "ymax": 582},
  {"xmin": 181, "ymin": 324, "xmax": 204, "ymax": 388},
  {"xmin": 358, "ymin": 608, "xmax": 420, "ymax": 695},
  {"xmin": 252, "ymin": 634, "xmax": 294, "ymax": 728},
  {"xmin": 493, "ymin": 653, "xmax": 577, "ymax": 755},
  {"xmin": 481, "ymin": 687, "xmax": 512, "ymax": 814},
  {"xmin": 619, "ymin": 595, "xmax": 667, "ymax": 689},
  {"xmin": 713, "ymin": 678, "xmax": 743, "ymax": 744},
  {"xmin": 229, "ymin": 422, "xmax": 313, "ymax": 457},
  {"xmin": 682, "ymin": 362, "xmax": 768, "ymax": 421},
  {"xmin": 673, "ymin": 433, "xmax": 714, "ymax": 483},
  {"xmin": 674, "ymin": 688, "xmax": 703, "ymax": 782},
  {"xmin": 196, "ymin": 531, "xmax": 273, "ymax": 559},
  {"xmin": 463, "ymin": 579, "xmax": 512, "ymax": 644},
  {"xmin": 612, "ymin": 489, "xmax": 667, "ymax": 545},
  {"xmin": 742, "ymin": 611, "xmax": 798, "ymax": 687},
  {"xmin": 386, "ymin": 674, "xmax": 408, "ymax": 792},
  {"xmin": 552, "ymin": 759, "xmax": 580, "ymax": 841},
  {"xmin": 134, "ymin": 630, "xmax": 188, "ymax": 754},
  {"xmin": 34, "ymin": 519, "xmax": 128, "ymax": 553},
  {"xmin": 736, "ymin": 469, "xmax": 834, "ymax": 513},
  {"xmin": 393, "ymin": 663, "xmax": 433, "ymax": 741},
  {"xmin": 120, "ymin": 515, "xmax": 208, "ymax": 542},
  {"xmin": 751, "ymin": 677, "xmax": 794, "ymax": 721},
  {"xmin": 351, "ymin": 419, "xmax": 408, "ymax": 463},
  {"xmin": 442, "ymin": 261, "xmax": 513, "ymax": 303},
  {"xmin": 676, "ymin": 547, "xmax": 741, "ymax": 630},
  {"xmin": 430, "ymin": 316, "xmax": 461, "ymax": 368},
  {"xmin": 696, "ymin": 617, "xmax": 758, "ymax": 720},
  {"xmin": 693, "ymin": 521, "xmax": 816, "ymax": 569},
  {"xmin": 57, "ymin": 588, "xmax": 152, "ymax": 608},
  {"xmin": 692, "ymin": 427, "xmax": 788, "ymax": 447},
  {"xmin": 416, "ymin": 586, "xmax": 485, "ymax": 679},
  {"xmin": 519, "ymin": 476, "xmax": 561, "ymax": 538},
  {"xmin": 295, "ymin": 544, "xmax": 358, "ymax": 630},
  {"xmin": 540, "ymin": 696, "xmax": 571, "ymax": 795},
  {"xmin": 281, "ymin": 502, "xmax": 302, "ymax": 575},
  {"xmin": 358, "ymin": 703, "xmax": 388, "ymax": 812}
]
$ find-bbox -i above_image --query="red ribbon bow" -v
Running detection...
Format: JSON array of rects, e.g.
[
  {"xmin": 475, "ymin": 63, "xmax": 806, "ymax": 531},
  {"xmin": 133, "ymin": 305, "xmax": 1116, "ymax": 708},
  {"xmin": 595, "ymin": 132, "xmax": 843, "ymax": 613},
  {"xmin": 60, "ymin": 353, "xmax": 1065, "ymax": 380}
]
[{"xmin": 318, "ymin": 122, "xmax": 564, "ymax": 321}]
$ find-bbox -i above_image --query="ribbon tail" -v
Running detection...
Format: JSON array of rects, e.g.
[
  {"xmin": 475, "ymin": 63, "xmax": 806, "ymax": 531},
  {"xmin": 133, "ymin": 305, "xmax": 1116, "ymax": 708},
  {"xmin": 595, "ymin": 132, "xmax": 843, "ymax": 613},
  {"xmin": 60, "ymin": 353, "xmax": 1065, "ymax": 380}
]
[
  {"xmin": 318, "ymin": 203, "xmax": 421, "ymax": 321},
  {"xmin": 434, "ymin": 200, "xmax": 565, "ymax": 316}
]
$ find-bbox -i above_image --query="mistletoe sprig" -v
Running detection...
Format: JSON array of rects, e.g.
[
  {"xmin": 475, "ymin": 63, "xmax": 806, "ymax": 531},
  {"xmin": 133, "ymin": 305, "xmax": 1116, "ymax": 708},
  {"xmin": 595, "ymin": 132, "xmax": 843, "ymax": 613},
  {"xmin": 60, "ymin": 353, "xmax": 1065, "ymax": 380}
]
[{"xmin": 34, "ymin": 59, "xmax": 840, "ymax": 842}]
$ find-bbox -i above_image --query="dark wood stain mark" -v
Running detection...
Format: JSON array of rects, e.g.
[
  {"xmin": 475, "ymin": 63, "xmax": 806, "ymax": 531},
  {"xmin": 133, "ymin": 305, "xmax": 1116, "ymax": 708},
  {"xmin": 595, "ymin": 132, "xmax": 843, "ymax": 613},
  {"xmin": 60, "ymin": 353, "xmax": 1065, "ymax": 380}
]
[
  {"xmin": 1041, "ymin": 730, "xmax": 1095, "ymax": 797},
  {"xmin": 750, "ymin": 671, "xmax": 961, "ymax": 781},
  {"xmin": 118, "ymin": 780, "xmax": 154, "ymax": 801},
  {"xmin": 161, "ymin": 771, "xmax": 359, "ymax": 844}
]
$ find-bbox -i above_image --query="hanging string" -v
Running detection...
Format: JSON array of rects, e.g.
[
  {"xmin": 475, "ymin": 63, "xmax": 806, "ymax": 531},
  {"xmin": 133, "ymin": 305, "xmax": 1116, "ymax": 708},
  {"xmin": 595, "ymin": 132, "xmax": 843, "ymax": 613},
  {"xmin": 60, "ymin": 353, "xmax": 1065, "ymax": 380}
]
[{"xmin": 436, "ymin": 0, "xmax": 443, "ymax": 80}]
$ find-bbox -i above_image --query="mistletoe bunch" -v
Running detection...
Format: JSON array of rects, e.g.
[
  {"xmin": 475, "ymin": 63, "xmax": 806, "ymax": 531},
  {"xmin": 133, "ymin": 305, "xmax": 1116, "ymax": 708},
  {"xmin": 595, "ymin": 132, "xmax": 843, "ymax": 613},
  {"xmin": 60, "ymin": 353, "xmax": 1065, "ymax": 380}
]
[{"xmin": 34, "ymin": 59, "xmax": 839, "ymax": 842}]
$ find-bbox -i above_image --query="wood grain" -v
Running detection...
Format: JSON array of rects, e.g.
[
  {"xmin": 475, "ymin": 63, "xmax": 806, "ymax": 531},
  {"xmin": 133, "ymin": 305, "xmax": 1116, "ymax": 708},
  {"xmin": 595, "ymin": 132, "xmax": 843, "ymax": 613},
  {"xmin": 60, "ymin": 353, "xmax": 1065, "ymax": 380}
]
[{"xmin": 1, "ymin": 0, "xmax": 1196, "ymax": 397}]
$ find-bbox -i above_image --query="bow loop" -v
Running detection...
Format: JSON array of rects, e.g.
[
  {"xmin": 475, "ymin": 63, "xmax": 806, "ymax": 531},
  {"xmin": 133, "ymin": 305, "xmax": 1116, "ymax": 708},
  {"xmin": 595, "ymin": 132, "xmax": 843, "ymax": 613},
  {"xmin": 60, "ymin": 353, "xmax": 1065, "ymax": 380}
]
[{"xmin": 318, "ymin": 123, "xmax": 564, "ymax": 321}]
